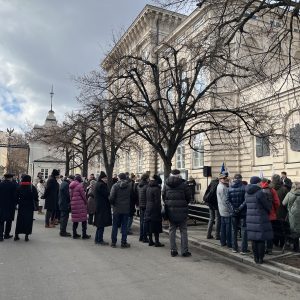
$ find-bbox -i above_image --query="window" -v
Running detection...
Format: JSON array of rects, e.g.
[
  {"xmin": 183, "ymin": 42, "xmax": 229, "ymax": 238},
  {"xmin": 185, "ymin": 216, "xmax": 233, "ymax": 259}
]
[
  {"xmin": 176, "ymin": 142, "xmax": 185, "ymax": 169},
  {"xmin": 192, "ymin": 133, "xmax": 204, "ymax": 168},
  {"xmin": 137, "ymin": 150, "xmax": 143, "ymax": 174},
  {"xmin": 290, "ymin": 123, "xmax": 300, "ymax": 152},
  {"xmin": 256, "ymin": 136, "xmax": 270, "ymax": 157},
  {"xmin": 40, "ymin": 168, "xmax": 49, "ymax": 179}
]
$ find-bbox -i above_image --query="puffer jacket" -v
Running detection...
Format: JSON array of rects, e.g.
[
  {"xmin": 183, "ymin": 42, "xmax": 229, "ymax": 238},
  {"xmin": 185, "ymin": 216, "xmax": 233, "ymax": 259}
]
[
  {"xmin": 145, "ymin": 180, "xmax": 162, "ymax": 223},
  {"xmin": 245, "ymin": 184, "xmax": 273, "ymax": 241},
  {"xmin": 109, "ymin": 180, "xmax": 131, "ymax": 214},
  {"xmin": 217, "ymin": 182, "xmax": 230, "ymax": 217},
  {"xmin": 162, "ymin": 176, "xmax": 191, "ymax": 223},
  {"xmin": 283, "ymin": 188, "xmax": 300, "ymax": 234},
  {"xmin": 227, "ymin": 180, "xmax": 246, "ymax": 216},
  {"xmin": 69, "ymin": 180, "xmax": 87, "ymax": 222},
  {"xmin": 137, "ymin": 180, "xmax": 148, "ymax": 209},
  {"xmin": 261, "ymin": 181, "xmax": 280, "ymax": 221}
]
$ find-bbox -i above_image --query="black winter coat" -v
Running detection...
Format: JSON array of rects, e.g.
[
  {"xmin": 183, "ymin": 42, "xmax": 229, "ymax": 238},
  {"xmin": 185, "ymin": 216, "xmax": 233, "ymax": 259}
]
[
  {"xmin": 245, "ymin": 184, "xmax": 273, "ymax": 241},
  {"xmin": 59, "ymin": 180, "xmax": 70, "ymax": 211},
  {"xmin": 15, "ymin": 184, "xmax": 38, "ymax": 235},
  {"xmin": 94, "ymin": 180, "xmax": 112, "ymax": 228},
  {"xmin": 0, "ymin": 180, "xmax": 17, "ymax": 222},
  {"xmin": 227, "ymin": 180, "xmax": 246, "ymax": 216},
  {"xmin": 145, "ymin": 180, "xmax": 162, "ymax": 223},
  {"xmin": 162, "ymin": 176, "xmax": 191, "ymax": 223},
  {"xmin": 137, "ymin": 180, "xmax": 148, "ymax": 209},
  {"xmin": 44, "ymin": 176, "xmax": 59, "ymax": 211},
  {"xmin": 203, "ymin": 179, "xmax": 219, "ymax": 210}
]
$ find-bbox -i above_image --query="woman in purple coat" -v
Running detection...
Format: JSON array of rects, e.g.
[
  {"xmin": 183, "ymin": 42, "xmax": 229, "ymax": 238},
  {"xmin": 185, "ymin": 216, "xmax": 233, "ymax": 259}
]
[{"xmin": 69, "ymin": 175, "xmax": 91, "ymax": 239}]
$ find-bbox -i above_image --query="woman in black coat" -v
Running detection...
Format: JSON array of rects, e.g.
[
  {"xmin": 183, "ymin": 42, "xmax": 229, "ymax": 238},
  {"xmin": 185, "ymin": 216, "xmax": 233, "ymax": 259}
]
[
  {"xmin": 14, "ymin": 175, "xmax": 38, "ymax": 242},
  {"xmin": 94, "ymin": 172, "xmax": 112, "ymax": 245},
  {"xmin": 245, "ymin": 176, "xmax": 273, "ymax": 264},
  {"xmin": 145, "ymin": 176, "xmax": 164, "ymax": 247}
]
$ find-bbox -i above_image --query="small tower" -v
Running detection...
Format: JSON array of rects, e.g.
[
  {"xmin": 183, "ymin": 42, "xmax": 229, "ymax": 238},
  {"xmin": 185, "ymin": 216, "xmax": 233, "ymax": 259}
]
[{"xmin": 44, "ymin": 85, "xmax": 57, "ymax": 127}]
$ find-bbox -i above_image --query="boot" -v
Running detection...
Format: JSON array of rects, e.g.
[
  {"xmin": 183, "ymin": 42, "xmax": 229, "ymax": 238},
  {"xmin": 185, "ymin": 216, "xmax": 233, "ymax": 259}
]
[
  {"xmin": 252, "ymin": 241, "xmax": 258, "ymax": 263},
  {"xmin": 82, "ymin": 221, "xmax": 90, "ymax": 239},
  {"xmin": 25, "ymin": 235, "xmax": 29, "ymax": 242},
  {"xmin": 14, "ymin": 234, "xmax": 20, "ymax": 241},
  {"xmin": 148, "ymin": 234, "xmax": 154, "ymax": 246}
]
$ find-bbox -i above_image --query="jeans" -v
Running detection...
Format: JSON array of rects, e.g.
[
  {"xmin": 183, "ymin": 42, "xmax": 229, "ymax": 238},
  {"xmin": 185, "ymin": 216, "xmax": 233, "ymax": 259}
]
[
  {"xmin": 59, "ymin": 211, "xmax": 69, "ymax": 234},
  {"xmin": 45, "ymin": 210, "xmax": 53, "ymax": 226},
  {"xmin": 127, "ymin": 216, "xmax": 133, "ymax": 233},
  {"xmin": 220, "ymin": 216, "xmax": 232, "ymax": 247},
  {"xmin": 111, "ymin": 213, "xmax": 129, "ymax": 244},
  {"xmin": 73, "ymin": 221, "xmax": 87, "ymax": 236},
  {"xmin": 139, "ymin": 208, "xmax": 147, "ymax": 240},
  {"xmin": 207, "ymin": 209, "xmax": 220, "ymax": 238},
  {"xmin": 0, "ymin": 221, "xmax": 12, "ymax": 238},
  {"xmin": 232, "ymin": 216, "xmax": 248, "ymax": 252},
  {"xmin": 169, "ymin": 220, "xmax": 189, "ymax": 253},
  {"xmin": 95, "ymin": 227, "xmax": 105, "ymax": 243}
]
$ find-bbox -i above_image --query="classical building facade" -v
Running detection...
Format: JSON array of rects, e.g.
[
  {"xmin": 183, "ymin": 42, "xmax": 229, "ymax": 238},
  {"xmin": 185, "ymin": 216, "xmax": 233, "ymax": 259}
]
[{"xmin": 103, "ymin": 4, "xmax": 300, "ymax": 201}]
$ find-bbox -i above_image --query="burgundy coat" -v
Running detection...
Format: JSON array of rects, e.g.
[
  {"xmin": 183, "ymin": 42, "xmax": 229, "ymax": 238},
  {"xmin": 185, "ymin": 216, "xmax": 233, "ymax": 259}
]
[{"xmin": 69, "ymin": 180, "xmax": 87, "ymax": 222}]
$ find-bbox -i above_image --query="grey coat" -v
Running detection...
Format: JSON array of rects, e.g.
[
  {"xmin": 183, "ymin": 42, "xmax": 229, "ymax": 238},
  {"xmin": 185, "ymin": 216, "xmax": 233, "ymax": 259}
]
[{"xmin": 109, "ymin": 180, "xmax": 131, "ymax": 214}]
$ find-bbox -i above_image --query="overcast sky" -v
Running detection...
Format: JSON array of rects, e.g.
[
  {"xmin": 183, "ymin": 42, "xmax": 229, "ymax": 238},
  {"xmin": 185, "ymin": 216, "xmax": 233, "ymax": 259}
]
[{"xmin": 0, "ymin": 0, "xmax": 153, "ymax": 132}]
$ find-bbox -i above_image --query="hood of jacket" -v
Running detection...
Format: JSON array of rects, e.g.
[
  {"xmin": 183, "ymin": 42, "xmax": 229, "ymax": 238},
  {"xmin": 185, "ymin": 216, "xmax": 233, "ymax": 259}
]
[
  {"xmin": 118, "ymin": 180, "xmax": 129, "ymax": 189},
  {"xmin": 165, "ymin": 176, "xmax": 184, "ymax": 188},
  {"xmin": 69, "ymin": 180, "xmax": 81, "ymax": 190},
  {"xmin": 231, "ymin": 180, "xmax": 243, "ymax": 189},
  {"xmin": 148, "ymin": 180, "xmax": 159, "ymax": 188},
  {"xmin": 138, "ymin": 180, "xmax": 148, "ymax": 188},
  {"xmin": 245, "ymin": 184, "xmax": 261, "ymax": 195},
  {"xmin": 291, "ymin": 189, "xmax": 300, "ymax": 196}
]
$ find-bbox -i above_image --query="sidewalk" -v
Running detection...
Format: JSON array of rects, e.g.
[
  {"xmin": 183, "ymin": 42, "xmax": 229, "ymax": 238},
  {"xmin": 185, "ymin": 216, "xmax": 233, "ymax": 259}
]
[{"xmin": 134, "ymin": 218, "xmax": 300, "ymax": 283}]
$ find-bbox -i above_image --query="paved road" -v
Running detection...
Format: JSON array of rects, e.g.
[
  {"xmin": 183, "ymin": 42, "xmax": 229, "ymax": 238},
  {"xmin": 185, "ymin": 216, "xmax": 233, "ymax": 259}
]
[{"xmin": 0, "ymin": 215, "xmax": 300, "ymax": 300}]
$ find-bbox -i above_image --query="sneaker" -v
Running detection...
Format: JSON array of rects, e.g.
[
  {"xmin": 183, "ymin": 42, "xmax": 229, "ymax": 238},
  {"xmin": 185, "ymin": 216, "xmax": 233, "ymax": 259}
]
[
  {"xmin": 121, "ymin": 242, "xmax": 131, "ymax": 248},
  {"xmin": 241, "ymin": 250, "xmax": 251, "ymax": 255},
  {"xmin": 182, "ymin": 251, "xmax": 192, "ymax": 257},
  {"xmin": 98, "ymin": 241, "xmax": 109, "ymax": 246},
  {"xmin": 4, "ymin": 235, "xmax": 13, "ymax": 239},
  {"xmin": 73, "ymin": 233, "xmax": 81, "ymax": 239},
  {"xmin": 207, "ymin": 235, "xmax": 214, "ymax": 239},
  {"xmin": 155, "ymin": 242, "xmax": 165, "ymax": 247},
  {"xmin": 111, "ymin": 243, "xmax": 117, "ymax": 248},
  {"xmin": 171, "ymin": 250, "xmax": 178, "ymax": 257},
  {"xmin": 232, "ymin": 249, "xmax": 238, "ymax": 253},
  {"xmin": 60, "ymin": 232, "xmax": 71, "ymax": 237},
  {"xmin": 82, "ymin": 234, "xmax": 91, "ymax": 240}
]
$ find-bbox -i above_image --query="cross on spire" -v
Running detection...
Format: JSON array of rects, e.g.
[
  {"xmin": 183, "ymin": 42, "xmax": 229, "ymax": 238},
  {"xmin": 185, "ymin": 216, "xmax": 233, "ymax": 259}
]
[{"xmin": 50, "ymin": 85, "xmax": 54, "ymax": 111}]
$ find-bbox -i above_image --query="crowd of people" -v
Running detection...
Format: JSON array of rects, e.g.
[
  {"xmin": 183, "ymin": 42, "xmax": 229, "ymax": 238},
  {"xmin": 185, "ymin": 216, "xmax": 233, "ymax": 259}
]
[
  {"xmin": 204, "ymin": 171, "xmax": 300, "ymax": 264},
  {"xmin": 0, "ymin": 168, "xmax": 192, "ymax": 257}
]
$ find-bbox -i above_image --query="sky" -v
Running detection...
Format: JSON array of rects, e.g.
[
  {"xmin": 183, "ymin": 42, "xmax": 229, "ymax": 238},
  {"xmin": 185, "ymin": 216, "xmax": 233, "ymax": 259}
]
[{"xmin": 0, "ymin": 0, "xmax": 153, "ymax": 132}]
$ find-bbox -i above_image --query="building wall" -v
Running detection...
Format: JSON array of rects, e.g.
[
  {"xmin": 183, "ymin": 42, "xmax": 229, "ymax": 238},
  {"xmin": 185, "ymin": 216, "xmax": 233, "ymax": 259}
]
[{"xmin": 0, "ymin": 131, "xmax": 7, "ymax": 176}]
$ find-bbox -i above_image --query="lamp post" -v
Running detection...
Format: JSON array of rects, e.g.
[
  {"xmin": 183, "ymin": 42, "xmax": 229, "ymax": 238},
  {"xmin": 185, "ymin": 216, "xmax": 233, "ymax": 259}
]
[{"xmin": 6, "ymin": 128, "xmax": 14, "ymax": 173}]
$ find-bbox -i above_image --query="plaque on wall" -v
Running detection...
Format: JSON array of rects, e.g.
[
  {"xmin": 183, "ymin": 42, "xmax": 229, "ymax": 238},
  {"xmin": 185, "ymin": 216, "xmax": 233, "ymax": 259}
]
[{"xmin": 290, "ymin": 123, "xmax": 300, "ymax": 152}]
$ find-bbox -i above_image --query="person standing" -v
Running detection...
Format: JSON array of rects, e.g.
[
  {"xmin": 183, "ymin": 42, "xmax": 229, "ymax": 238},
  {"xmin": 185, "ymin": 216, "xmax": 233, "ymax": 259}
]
[
  {"xmin": 186, "ymin": 176, "xmax": 197, "ymax": 204},
  {"xmin": 281, "ymin": 171, "xmax": 292, "ymax": 191},
  {"xmin": 69, "ymin": 175, "xmax": 91, "ymax": 239},
  {"xmin": 245, "ymin": 176, "xmax": 273, "ymax": 264},
  {"xmin": 203, "ymin": 177, "xmax": 220, "ymax": 240},
  {"xmin": 36, "ymin": 179, "xmax": 45, "ymax": 215},
  {"xmin": 58, "ymin": 175, "xmax": 74, "ymax": 237},
  {"xmin": 87, "ymin": 178, "xmax": 97, "ymax": 225},
  {"xmin": 94, "ymin": 171, "xmax": 112, "ymax": 245},
  {"xmin": 14, "ymin": 175, "xmax": 38, "ymax": 242},
  {"xmin": 127, "ymin": 173, "xmax": 138, "ymax": 235},
  {"xmin": 162, "ymin": 169, "xmax": 192, "ymax": 257},
  {"xmin": 283, "ymin": 182, "xmax": 300, "ymax": 252},
  {"xmin": 109, "ymin": 173, "xmax": 131, "ymax": 248},
  {"xmin": 0, "ymin": 173, "xmax": 17, "ymax": 241},
  {"xmin": 227, "ymin": 174, "xmax": 248, "ymax": 254},
  {"xmin": 145, "ymin": 175, "xmax": 164, "ymax": 247},
  {"xmin": 44, "ymin": 169, "xmax": 60, "ymax": 228},
  {"xmin": 137, "ymin": 173, "xmax": 150, "ymax": 243},
  {"xmin": 217, "ymin": 173, "xmax": 232, "ymax": 249}
]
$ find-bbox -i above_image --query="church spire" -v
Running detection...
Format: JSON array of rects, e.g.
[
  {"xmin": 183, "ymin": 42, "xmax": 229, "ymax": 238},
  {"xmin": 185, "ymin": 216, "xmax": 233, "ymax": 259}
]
[{"xmin": 50, "ymin": 85, "xmax": 54, "ymax": 112}]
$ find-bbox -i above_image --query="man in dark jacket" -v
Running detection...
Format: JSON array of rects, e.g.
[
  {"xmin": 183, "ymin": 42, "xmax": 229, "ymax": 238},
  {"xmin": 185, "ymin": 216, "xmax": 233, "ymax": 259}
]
[
  {"xmin": 127, "ymin": 173, "xmax": 138, "ymax": 235},
  {"xmin": 44, "ymin": 169, "xmax": 60, "ymax": 228},
  {"xmin": 109, "ymin": 173, "xmax": 131, "ymax": 248},
  {"xmin": 281, "ymin": 171, "xmax": 292, "ymax": 191},
  {"xmin": 204, "ymin": 178, "xmax": 220, "ymax": 240},
  {"xmin": 0, "ymin": 173, "xmax": 17, "ymax": 241},
  {"xmin": 227, "ymin": 174, "xmax": 248, "ymax": 254},
  {"xmin": 162, "ymin": 169, "xmax": 192, "ymax": 257},
  {"xmin": 58, "ymin": 175, "xmax": 74, "ymax": 237},
  {"xmin": 137, "ymin": 173, "xmax": 149, "ymax": 242}
]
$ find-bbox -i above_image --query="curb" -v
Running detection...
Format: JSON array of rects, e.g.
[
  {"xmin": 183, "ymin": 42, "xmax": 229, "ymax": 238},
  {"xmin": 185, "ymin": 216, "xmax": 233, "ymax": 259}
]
[{"xmin": 133, "ymin": 219, "xmax": 300, "ymax": 283}]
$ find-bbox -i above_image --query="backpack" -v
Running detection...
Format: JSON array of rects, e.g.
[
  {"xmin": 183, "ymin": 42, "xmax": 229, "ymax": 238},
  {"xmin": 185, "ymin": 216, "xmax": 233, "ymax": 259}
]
[{"xmin": 203, "ymin": 180, "xmax": 218, "ymax": 205}]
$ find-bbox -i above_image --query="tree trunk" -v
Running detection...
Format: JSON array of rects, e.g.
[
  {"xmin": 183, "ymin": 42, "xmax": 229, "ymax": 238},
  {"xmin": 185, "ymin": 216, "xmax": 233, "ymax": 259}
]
[
  {"xmin": 163, "ymin": 158, "xmax": 172, "ymax": 179},
  {"xmin": 65, "ymin": 148, "xmax": 71, "ymax": 175}
]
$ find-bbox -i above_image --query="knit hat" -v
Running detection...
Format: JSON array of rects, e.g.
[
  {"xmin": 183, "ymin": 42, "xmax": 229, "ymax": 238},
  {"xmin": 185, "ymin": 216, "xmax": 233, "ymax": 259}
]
[
  {"xmin": 51, "ymin": 169, "xmax": 60, "ymax": 177},
  {"xmin": 171, "ymin": 169, "xmax": 181, "ymax": 176},
  {"xmin": 118, "ymin": 173, "xmax": 126, "ymax": 180},
  {"xmin": 250, "ymin": 176, "xmax": 261, "ymax": 184},
  {"xmin": 233, "ymin": 174, "xmax": 242, "ymax": 180},
  {"xmin": 22, "ymin": 175, "xmax": 31, "ymax": 183},
  {"xmin": 75, "ymin": 174, "xmax": 82, "ymax": 182},
  {"xmin": 4, "ymin": 173, "xmax": 14, "ymax": 179},
  {"xmin": 99, "ymin": 171, "xmax": 107, "ymax": 179},
  {"xmin": 153, "ymin": 174, "xmax": 162, "ymax": 185},
  {"xmin": 67, "ymin": 175, "xmax": 75, "ymax": 180}
]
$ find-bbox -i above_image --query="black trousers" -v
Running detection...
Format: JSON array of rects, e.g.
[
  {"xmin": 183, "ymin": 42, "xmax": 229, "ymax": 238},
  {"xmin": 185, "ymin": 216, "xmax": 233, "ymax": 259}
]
[
  {"xmin": 252, "ymin": 241, "xmax": 265, "ymax": 263},
  {"xmin": 73, "ymin": 221, "xmax": 87, "ymax": 235},
  {"xmin": 45, "ymin": 210, "xmax": 54, "ymax": 226},
  {"xmin": 60, "ymin": 211, "xmax": 69, "ymax": 233},
  {"xmin": 0, "ymin": 221, "xmax": 12, "ymax": 238}
]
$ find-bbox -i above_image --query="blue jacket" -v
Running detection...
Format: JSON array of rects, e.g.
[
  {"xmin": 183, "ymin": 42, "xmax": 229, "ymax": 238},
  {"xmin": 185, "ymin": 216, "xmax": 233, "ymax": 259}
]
[
  {"xmin": 245, "ymin": 184, "xmax": 273, "ymax": 241},
  {"xmin": 227, "ymin": 180, "xmax": 246, "ymax": 217}
]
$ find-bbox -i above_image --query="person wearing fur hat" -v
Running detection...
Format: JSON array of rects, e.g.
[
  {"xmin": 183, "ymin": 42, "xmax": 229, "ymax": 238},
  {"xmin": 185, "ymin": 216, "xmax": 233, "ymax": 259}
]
[
  {"xmin": 94, "ymin": 171, "xmax": 112, "ymax": 245},
  {"xmin": 44, "ymin": 169, "xmax": 60, "ymax": 228},
  {"xmin": 69, "ymin": 175, "xmax": 91, "ymax": 239},
  {"xmin": 162, "ymin": 169, "xmax": 192, "ymax": 257},
  {"xmin": 14, "ymin": 175, "xmax": 38, "ymax": 242},
  {"xmin": 245, "ymin": 176, "xmax": 273, "ymax": 264}
]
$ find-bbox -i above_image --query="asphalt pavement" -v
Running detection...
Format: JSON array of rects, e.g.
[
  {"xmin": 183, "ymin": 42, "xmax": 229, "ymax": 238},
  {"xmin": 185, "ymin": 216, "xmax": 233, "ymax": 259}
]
[{"xmin": 0, "ymin": 214, "xmax": 300, "ymax": 300}]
